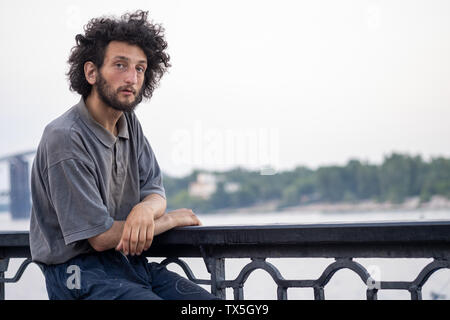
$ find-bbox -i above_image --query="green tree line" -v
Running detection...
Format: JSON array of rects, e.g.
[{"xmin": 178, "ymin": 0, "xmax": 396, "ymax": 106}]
[{"xmin": 163, "ymin": 153, "xmax": 450, "ymax": 213}]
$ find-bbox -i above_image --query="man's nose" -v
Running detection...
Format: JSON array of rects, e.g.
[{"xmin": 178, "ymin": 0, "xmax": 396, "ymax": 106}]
[{"xmin": 124, "ymin": 68, "xmax": 138, "ymax": 84}]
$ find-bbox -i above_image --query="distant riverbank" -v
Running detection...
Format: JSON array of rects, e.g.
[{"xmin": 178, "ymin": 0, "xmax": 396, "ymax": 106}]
[{"xmin": 209, "ymin": 195, "xmax": 450, "ymax": 214}]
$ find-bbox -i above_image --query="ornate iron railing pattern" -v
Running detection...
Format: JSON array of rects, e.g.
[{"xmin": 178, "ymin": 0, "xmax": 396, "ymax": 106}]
[{"xmin": 1, "ymin": 221, "xmax": 450, "ymax": 300}]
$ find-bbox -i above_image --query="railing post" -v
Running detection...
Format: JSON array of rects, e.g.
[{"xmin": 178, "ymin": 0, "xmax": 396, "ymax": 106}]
[
  {"xmin": 234, "ymin": 286, "xmax": 244, "ymax": 300},
  {"xmin": 0, "ymin": 258, "xmax": 10, "ymax": 300},
  {"xmin": 210, "ymin": 258, "xmax": 226, "ymax": 299},
  {"xmin": 409, "ymin": 286, "xmax": 422, "ymax": 300},
  {"xmin": 313, "ymin": 286, "xmax": 325, "ymax": 300},
  {"xmin": 201, "ymin": 246, "xmax": 226, "ymax": 299},
  {"xmin": 366, "ymin": 289, "xmax": 378, "ymax": 300},
  {"xmin": 277, "ymin": 286, "xmax": 288, "ymax": 300}
]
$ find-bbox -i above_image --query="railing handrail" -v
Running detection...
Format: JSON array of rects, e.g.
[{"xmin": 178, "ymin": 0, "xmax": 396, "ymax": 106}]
[{"xmin": 2, "ymin": 220, "xmax": 450, "ymax": 259}]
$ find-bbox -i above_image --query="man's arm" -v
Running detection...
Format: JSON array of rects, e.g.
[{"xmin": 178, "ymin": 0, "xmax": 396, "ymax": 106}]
[
  {"xmin": 138, "ymin": 193, "xmax": 167, "ymax": 220},
  {"xmin": 115, "ymin": 208, "xmax": 201, "ymax": 255},
  {"xmin": 88, "ymin": 193, "xmax": 201, "ymax": 255},
  {"xmin": 88, "ymin": 193, "xmax": 165, "ymax": 252},
  {"xmin": 115, "ymin": 193, "xmax": 166, "ymax": 255},
  {"xmin": 88, "ymin": 220, "xmax": 125, "ymax": 252}
]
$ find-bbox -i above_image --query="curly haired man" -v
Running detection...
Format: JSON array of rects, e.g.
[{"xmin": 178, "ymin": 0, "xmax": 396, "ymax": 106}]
[{"xmin": 29, "ymin": 10, "xmax": 218, "ymax": 300}]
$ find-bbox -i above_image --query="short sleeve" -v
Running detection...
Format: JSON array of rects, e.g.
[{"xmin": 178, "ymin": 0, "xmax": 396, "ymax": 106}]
[
  {"xmin": 46, "ymin": 159, "xmax": 114, "ymax": 245},
  {"xmin": 138, "ymin": 136, "xmax": 166, "ymax": 201}
]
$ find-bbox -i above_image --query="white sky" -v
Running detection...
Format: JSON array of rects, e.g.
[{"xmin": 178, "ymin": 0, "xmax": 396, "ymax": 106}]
[{"xmin": 1, "ymin": 0, "xmax": 449, "ymax": 177}]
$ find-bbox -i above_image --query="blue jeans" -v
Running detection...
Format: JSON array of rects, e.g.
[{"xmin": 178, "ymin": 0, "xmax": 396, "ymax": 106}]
[{"xmin": 38, "ymin": 249, "xmax": 220, "ymax": 300}]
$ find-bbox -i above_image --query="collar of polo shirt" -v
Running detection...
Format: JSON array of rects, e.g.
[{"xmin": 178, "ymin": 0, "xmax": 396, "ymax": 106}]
[{"xmin": 75, "ymin": 97, "xmax": 130, "ymax": 148}]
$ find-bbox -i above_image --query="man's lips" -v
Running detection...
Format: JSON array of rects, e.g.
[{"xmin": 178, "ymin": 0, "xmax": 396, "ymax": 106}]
[{"xmin": 120, "ymin": 89, "xmax": 134, "ymax": 96}]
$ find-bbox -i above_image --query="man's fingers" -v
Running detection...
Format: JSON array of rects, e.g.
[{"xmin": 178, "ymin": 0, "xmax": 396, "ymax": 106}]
[
  {"xmin": 144, "ymin": 224, "xmax": 154, "ymax": 251},
  {"xmin": 167, "ymin": 208, "xmax": 204, "ymax": 228},
  {"xmin": 116, "ymin": 240, "xmax": 123, "ymax": 251},
  {"xmin": 191, "ymin": 216, "xmax": 201, "ymax": 226},
  {"xmin": 186, "ymin": 209, "xmax": 201, "ymax": 226},
  {"xmin": 130, "ymin": 225, "xmax": 140, "ymax": 256},
  {"xmin": 121, "ymin": 224, "xmax": 132, "ymax": 255},
  {"xmin": 136, "ymin": 225, "xmax": 146, "ymax": 255}
]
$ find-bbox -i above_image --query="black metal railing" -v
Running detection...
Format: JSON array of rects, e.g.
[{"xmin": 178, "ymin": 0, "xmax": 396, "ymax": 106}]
[{"xmin": 1, "ymin": 221, "xmax": 450, "ymax": 300}]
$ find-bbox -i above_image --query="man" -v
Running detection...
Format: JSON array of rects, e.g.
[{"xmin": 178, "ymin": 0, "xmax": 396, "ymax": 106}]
[{"xmin": 29, "ymin": 10, "xmax": 218, "ymax": 300}]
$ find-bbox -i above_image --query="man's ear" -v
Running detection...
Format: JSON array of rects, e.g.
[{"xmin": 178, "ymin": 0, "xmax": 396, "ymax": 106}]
[{"xmin": 84, "ymin": 61, "xmax": 97, "ymax": 85}]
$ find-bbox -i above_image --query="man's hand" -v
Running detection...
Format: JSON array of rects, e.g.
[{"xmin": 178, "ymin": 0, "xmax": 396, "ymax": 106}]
[
  {"xmin": 115, "ymin": 202, "xmax": 155, "ymax": 256},
  {"xmin": 115, "ymin": 207, "xmax": 202, "ymax": 256},
  {"xmin": 166, "ymin": 208, "xmax": 203, "ymax": 228}
]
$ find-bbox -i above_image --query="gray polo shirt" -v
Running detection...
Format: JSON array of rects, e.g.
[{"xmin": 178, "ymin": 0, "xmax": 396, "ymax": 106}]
[{"xmin": 29, "ymin": 97, "xmax": 166, "ymax": 265}]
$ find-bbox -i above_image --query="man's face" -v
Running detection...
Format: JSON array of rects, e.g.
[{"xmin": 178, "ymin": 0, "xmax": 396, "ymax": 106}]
[{"xmin": 95, "ymin": 41, "xmax": 147, "ymax": 112}]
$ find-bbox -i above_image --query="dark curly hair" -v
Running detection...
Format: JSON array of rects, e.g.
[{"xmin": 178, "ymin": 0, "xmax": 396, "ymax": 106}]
[{"xmin": 67, "ymin": 10, "xmax": 171, "ymax": 100}]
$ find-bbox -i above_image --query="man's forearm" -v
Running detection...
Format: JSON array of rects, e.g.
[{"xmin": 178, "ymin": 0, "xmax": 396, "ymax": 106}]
[
  {"xmin": 110, "ymin": 194, "xmax": 167, "ymax": 255},
  {"xmin": 153, "ymin": 213, "xmax": 175, "ymax": 236},
  {"xmin": 88, "ymin": 214, "xmax": 173, "ymax": 252},
  {"xmin": 138, "ymin": 193, "xmax": 167, "ymax": 219},
  {"xmin": 88, "ymin": 220, "xmax": 125, "ymax": 252}
]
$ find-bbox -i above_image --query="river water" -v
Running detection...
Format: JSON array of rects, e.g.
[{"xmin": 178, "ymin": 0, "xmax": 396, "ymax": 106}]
[{"xmin": 1, "ymin": 209, "xmax": 450, "ymax": 300}]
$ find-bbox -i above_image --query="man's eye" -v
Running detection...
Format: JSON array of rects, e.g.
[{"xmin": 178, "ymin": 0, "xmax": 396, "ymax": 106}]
[
  {"xmin": 116, "ymin": 63, "xmax": 125, "ymax": 69},
  {"xmin": 137, "ymin": 67, "xmax": 145, "ymax": 73}
]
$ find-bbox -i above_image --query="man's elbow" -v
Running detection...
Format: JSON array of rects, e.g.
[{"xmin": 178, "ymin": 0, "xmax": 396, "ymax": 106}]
[{"xmin": 88, "ymin": 237, "xmax": 108, "ymax": 252}]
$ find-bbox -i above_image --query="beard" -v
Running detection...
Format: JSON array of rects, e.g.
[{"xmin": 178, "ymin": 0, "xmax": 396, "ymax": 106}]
[{"xmin": 95, "ymin": 72, "xmax": 144, "ymax": 113}]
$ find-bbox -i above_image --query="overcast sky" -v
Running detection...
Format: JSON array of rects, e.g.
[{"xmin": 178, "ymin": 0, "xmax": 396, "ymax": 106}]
[{"xmin": 1, "ymin": 0, "xmax": 449, "ymax": 177}]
